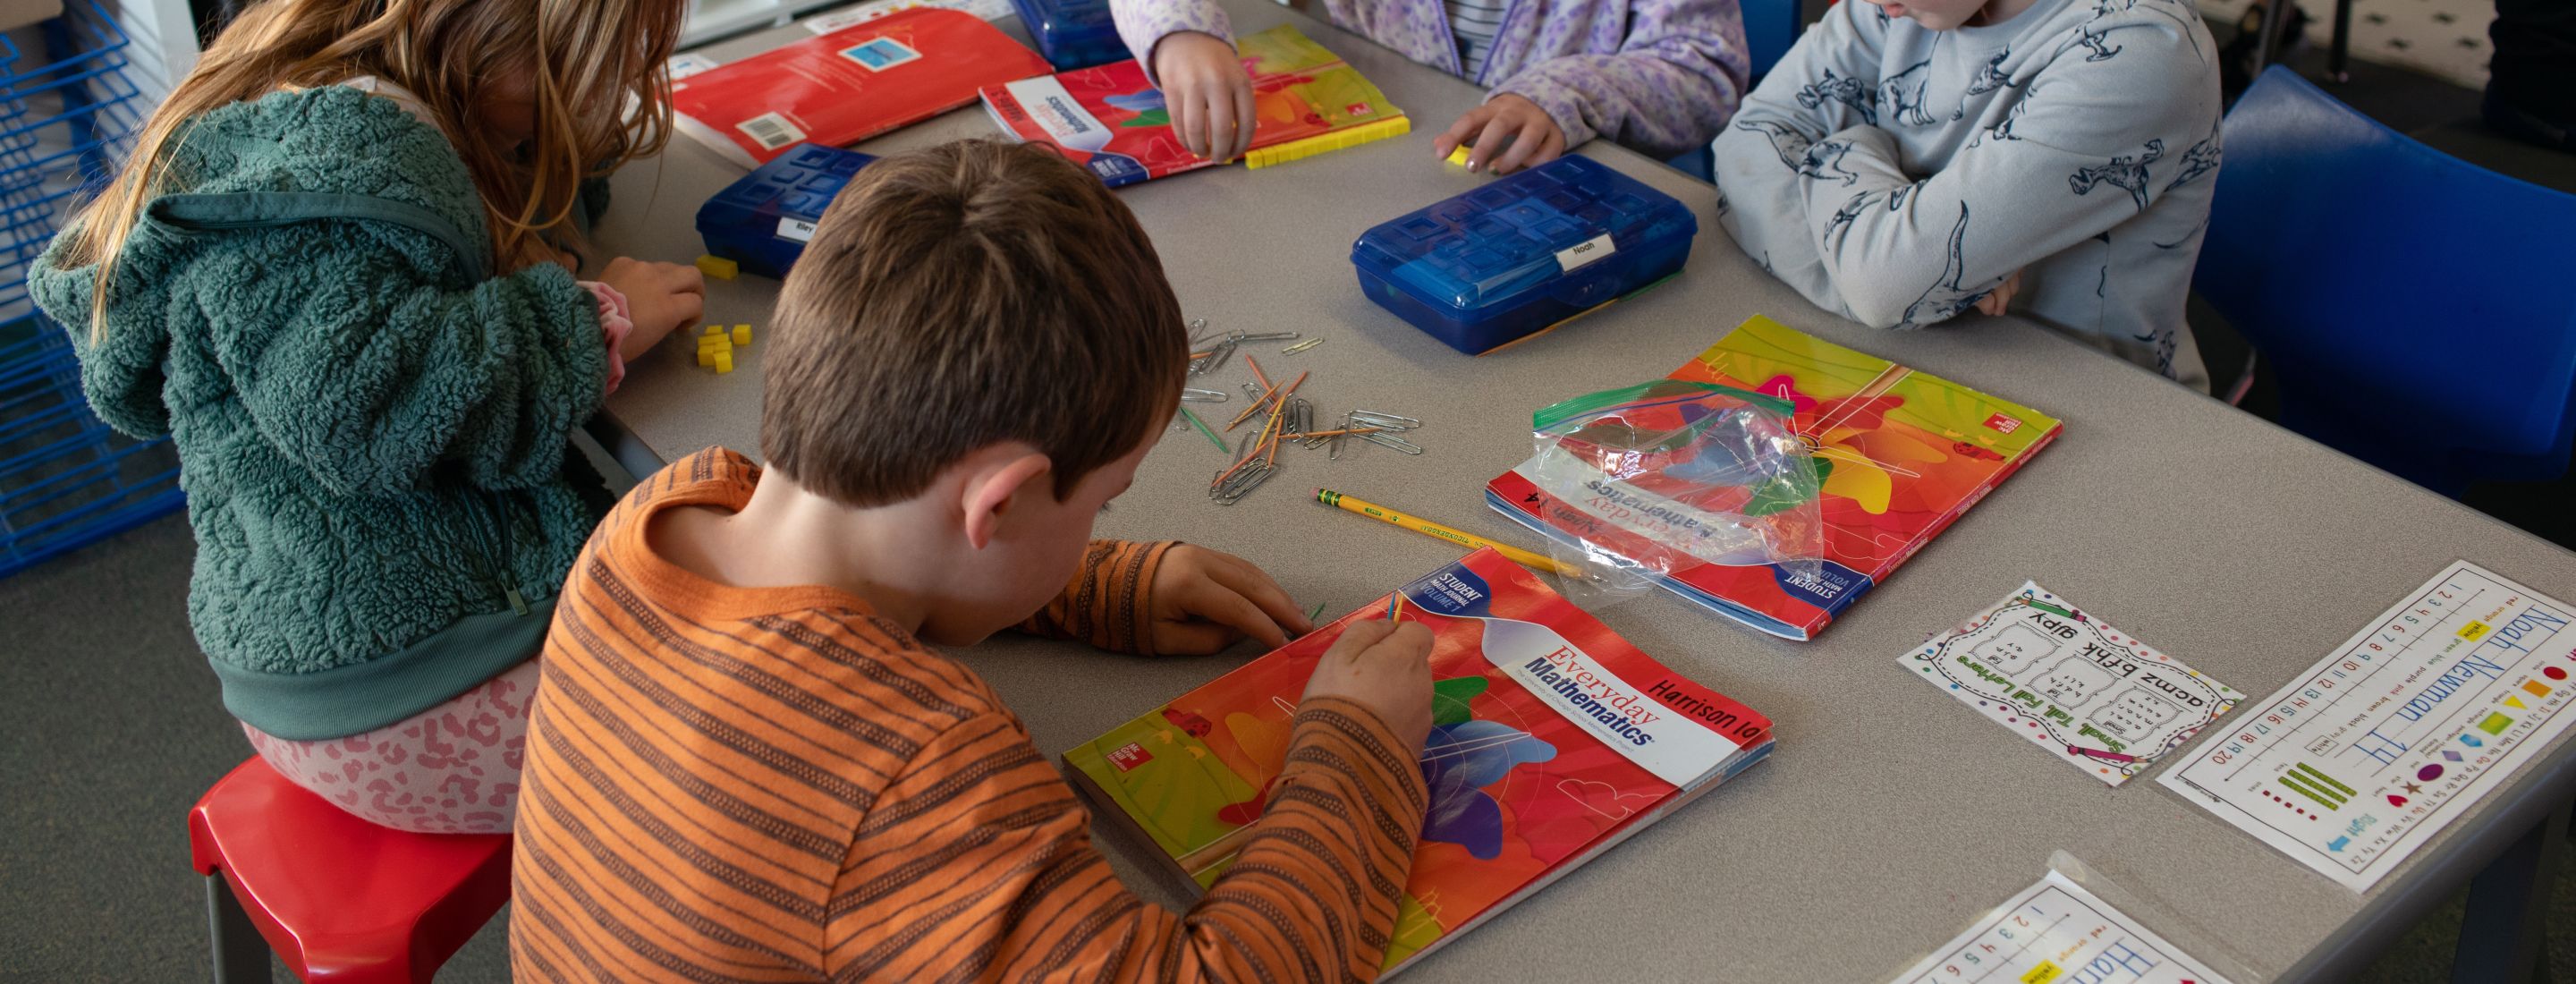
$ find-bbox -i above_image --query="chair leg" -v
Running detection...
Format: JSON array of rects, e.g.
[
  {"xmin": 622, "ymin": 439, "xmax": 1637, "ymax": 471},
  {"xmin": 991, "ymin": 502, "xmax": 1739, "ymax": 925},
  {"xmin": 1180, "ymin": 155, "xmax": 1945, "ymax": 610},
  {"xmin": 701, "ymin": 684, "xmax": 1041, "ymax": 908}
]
[
  {"xmin": 2251, "ymin": 0, "xmax": 2295, "ymax": 74},
  {"xmin": 206, "ymin": 874, "xmax": 272, "ymax": 984},
  {"xmin": 2224, "ymin": 351, "xmax": 2259, "ymax": 407},
  {"xmin": 2451, "ymin": 795, "xmax": 2570, "ymax": 984},
  {"xmin": 2328, "ymin": 0, "xmax": 2352, "ymax": 82}
]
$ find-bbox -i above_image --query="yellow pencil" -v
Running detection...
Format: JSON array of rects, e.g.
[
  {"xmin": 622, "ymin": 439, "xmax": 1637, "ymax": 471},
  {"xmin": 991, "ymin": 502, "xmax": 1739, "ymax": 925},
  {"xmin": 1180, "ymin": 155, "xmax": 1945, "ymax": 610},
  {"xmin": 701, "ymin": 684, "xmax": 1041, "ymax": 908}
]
[{"xmin": 1313, "ymin": 488, "xmax": 1584, "ymax": 577}]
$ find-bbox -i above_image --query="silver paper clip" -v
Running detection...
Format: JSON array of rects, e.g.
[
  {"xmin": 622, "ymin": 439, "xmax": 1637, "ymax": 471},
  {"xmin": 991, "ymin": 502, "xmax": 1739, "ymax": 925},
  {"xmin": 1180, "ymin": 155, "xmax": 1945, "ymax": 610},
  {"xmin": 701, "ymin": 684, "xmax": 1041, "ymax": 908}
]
[
  {"xmin": 1189, "ymin": 338, "xmax": 1237, "ymax": 377},
  {"xmin": 1349, "ymin": 410, "xmax": 1421, "ymax": 428},
  {"xmin": 1180, "ymin": 387, "xmax": 1229, "ymax": 403},
  {"xmin": 1359, "ymin": 431, "xmax": 1424, "ymax": 455},
  {"xmin": 1210, "ymin": 461, "xmax": 1275, "ymax": 505}
]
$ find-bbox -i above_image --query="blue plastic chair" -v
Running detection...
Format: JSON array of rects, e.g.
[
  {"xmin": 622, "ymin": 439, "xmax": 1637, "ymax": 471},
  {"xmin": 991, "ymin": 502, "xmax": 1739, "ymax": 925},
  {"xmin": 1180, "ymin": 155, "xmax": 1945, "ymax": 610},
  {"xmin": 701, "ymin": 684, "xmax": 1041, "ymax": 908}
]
[
  {"xmin": 2194, "ymin": 68, "xmax": 2576, "ymax": 497},
  {"xmin": 1668, "ymin": 0, "xmax": 1806, "ymax": 181},
  {"xmin": 1742, "ymin": 0, "xmax": 1801, "ymax": 81}
]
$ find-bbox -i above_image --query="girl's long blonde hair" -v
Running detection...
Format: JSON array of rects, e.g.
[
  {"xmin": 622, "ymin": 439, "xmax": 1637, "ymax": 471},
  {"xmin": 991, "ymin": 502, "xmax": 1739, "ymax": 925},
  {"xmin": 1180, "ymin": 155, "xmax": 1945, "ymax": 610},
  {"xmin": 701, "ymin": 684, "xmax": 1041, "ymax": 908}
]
[{"xmin": 59, "ymin": 0, "xmax": 686, "ymax": 337}]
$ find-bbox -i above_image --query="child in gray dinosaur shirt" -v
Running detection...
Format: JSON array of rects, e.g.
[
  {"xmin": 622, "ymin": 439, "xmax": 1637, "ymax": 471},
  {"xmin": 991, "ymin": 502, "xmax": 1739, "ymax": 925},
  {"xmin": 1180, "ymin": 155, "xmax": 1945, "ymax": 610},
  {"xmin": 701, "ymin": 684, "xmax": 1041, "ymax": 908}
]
[{"xmin": 1710, "ymin": 0, "xmax": 2221, "ymax": 388}]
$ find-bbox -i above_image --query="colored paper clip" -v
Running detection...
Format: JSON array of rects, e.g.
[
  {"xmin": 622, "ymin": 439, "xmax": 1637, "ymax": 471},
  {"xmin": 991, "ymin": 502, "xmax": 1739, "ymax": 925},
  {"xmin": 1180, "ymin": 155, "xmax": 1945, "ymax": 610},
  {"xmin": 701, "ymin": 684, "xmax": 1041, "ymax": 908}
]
[
  {"xmin": 1179, "ymin": 407, "xmax": 1227, "ymax": 451},
  {"xmin": 1180, "ymin": 387, "xmax": 1229, "ymax": 403}
]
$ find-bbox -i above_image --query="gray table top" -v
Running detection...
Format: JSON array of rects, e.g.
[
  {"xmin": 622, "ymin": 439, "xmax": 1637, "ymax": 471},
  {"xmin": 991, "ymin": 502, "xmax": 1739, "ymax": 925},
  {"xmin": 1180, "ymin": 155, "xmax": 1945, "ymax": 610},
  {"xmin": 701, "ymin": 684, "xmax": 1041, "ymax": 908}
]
[{"xmin": 597, "ymin": 4, "xmax": 2576, "ymax": 980}]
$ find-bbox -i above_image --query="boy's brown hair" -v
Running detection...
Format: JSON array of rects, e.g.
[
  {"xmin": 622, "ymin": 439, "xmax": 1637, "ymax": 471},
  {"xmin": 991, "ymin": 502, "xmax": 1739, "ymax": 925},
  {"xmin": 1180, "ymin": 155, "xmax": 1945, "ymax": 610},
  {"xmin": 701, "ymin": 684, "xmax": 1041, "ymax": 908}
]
[{"xmin": 763, "ymin": 140, "xmax": 1188, "ymax": 504}]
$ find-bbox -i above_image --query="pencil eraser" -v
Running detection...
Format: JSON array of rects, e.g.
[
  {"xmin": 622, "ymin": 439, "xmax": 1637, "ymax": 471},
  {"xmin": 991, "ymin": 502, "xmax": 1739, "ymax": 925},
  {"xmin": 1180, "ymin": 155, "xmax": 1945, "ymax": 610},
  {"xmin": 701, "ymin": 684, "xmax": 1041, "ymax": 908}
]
[{"xmin": 695, "ymin": 254, "xmax": 738, "ymax": 280}]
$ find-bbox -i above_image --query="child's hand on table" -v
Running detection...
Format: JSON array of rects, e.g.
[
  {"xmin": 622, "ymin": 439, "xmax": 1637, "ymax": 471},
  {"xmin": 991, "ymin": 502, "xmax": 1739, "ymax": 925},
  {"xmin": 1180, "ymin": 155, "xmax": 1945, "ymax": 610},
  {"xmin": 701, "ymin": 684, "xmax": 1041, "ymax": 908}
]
[
  {"xmin": 1301, "ymin": 618, "xmax": 1435, "ymax": 751},
  {"xmin": 1433, "ymin": 94, "xmax": 1565, "ymax": 174},
  {"xmin": 1152, "ymin": 31, "xmax": 1256, "ymax": 164},
  {"xmin": 599, "ymin": 257, "xmax": 706, "ymax": 359},
  {"xmin": 1147, "ymin": 545, "xmax": 1315, "ymax": 654},
  {"xmin": 1974, "ymin": 268, "xmax": 2025, "ymax": 317}
]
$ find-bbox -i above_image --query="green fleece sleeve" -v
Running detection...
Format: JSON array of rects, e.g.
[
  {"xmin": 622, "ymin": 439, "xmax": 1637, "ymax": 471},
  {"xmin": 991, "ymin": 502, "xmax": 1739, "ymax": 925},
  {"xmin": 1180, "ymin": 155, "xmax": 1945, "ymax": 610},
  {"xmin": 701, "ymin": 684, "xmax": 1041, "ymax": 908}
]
[
  {"xmin": 29, "ymin": 240, "xmax": 174, "ymax": 440},
  {"xmin": 197, "ymin": 222, "xmax": 607, "ymax": 496}
]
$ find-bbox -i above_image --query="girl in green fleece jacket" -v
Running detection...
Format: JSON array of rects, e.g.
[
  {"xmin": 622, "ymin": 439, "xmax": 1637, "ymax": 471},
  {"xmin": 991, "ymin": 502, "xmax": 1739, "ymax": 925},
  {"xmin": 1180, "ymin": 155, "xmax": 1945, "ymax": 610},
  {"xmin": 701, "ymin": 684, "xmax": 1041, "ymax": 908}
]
[{"xmin": 31, "ymin": 0, "xmax": 704, "ymax": 833}]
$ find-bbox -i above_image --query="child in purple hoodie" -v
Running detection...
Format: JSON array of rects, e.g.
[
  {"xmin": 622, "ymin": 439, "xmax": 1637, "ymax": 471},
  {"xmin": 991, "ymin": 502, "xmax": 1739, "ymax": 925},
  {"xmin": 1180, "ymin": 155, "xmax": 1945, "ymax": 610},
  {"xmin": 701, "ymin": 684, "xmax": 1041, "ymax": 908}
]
[{"xmin": 1115, "ymin": 0, "xmax": 1750, "ymax": 173}]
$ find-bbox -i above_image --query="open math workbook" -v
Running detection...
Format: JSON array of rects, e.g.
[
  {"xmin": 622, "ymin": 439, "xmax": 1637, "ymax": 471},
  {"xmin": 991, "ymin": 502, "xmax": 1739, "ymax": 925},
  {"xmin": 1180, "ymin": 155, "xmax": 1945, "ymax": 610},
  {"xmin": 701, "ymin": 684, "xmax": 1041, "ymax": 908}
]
[{"xmin": 1063, "ymin": 548, "xmax": 1773, "ymax": 974}]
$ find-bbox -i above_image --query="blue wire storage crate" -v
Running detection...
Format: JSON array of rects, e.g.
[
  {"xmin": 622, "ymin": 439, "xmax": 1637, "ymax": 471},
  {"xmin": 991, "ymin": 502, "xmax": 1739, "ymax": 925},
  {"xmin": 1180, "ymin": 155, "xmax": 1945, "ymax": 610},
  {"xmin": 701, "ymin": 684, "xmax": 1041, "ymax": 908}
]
[{"xmin": 0, "ymin": 1, "xmax": 180, "ymax": 580}]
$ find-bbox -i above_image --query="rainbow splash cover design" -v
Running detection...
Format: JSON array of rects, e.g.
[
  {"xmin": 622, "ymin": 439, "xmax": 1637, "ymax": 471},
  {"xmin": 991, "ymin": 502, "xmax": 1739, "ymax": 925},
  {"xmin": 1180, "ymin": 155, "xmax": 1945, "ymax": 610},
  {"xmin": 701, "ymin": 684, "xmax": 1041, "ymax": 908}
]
[
  {"xmin": 980, "ymin": 24, "xmax": 1404, "ymax": 186},
  {"xmin": 1487, "ymin": 316, "xmax": 2063, "ymax": 640},
  {"xmin": 1064, "ymin": 549, "xmax": 1772, "ymax": 973}
]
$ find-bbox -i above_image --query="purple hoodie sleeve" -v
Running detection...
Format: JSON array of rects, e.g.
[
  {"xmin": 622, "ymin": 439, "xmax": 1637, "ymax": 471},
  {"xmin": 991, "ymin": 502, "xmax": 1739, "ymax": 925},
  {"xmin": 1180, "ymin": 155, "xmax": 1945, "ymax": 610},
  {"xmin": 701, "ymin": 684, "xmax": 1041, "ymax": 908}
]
[
  {"xmin": 1488, "ymin": 0, "xmax": 1752, "ymax": 158},
  {"xmin": 1111, "ymin": 0, "xmax": 1235, "ymax": 88}
]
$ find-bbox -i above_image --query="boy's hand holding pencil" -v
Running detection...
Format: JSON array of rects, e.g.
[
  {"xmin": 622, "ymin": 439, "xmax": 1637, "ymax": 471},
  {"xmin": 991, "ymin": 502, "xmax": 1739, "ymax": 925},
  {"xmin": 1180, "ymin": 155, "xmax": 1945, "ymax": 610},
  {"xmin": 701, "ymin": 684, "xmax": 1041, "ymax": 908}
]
[{"xmin": 1300, "ymin": 616, "xmax": 1435, "ymax": 751}]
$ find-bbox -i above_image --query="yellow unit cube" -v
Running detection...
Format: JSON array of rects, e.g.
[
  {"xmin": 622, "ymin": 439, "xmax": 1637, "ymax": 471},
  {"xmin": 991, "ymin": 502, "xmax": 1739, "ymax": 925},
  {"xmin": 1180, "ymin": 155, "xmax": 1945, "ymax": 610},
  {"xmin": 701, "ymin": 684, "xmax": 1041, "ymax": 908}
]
[
  {"xmin": 731, "ymin": 324, "xmax": 751, "ymax": 345},
  {"xmin": 712, "ymin": 351, "xmax": 733, "ymax": 374},
  {"xmin": 695, "ymin": 255, "xmax": 739, "ymax": 280}
]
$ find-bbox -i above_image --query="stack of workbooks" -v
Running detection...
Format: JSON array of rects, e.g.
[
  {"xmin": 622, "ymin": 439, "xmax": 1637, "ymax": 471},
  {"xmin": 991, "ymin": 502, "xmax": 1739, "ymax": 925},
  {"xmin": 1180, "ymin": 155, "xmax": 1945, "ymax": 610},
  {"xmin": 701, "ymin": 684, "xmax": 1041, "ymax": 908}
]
[
  {"xmin": 982, "ymin": 24, "xmax": 1408, "ymax": 185},
  {"xmin": 674, "ymin": 9, "xmax": 1051, "ymax": 167},
  {"xmin": 1488, "ymin": 316, "xmax": 2062, "ymax": 640},
  {"xmin": 1064, "ymin": 547, "xmax": 1773, "ymax": 973}
]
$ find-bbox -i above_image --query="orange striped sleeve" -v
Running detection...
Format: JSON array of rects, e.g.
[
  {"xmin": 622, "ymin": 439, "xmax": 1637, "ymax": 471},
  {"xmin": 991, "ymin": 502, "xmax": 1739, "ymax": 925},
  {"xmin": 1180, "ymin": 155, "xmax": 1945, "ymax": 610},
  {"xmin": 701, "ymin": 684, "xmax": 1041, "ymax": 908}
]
[
  {"xmin": 822, "ymin": 696, "xmax": 1427, "ymax": 983},
  {"xmin": 1016, "ymin": 539, "xmax": 1173, "ymax": 655}
]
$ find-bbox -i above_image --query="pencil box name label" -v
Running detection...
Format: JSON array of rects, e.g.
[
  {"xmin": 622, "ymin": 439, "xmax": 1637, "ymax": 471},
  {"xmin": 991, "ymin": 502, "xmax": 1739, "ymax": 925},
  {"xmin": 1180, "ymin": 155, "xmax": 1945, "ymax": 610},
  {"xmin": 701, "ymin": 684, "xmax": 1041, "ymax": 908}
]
[{"xmin": 1555, "ymin": 233, "xmax": 1615, "ymax": 273}]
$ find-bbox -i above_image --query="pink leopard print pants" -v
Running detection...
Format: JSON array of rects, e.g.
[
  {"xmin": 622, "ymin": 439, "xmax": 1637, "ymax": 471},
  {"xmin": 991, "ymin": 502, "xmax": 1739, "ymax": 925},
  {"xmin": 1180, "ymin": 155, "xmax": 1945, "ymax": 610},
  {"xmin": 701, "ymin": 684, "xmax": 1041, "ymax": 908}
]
[{"xmin": 240, "ymin": 658, "xmax": 539, "ymax": 834}]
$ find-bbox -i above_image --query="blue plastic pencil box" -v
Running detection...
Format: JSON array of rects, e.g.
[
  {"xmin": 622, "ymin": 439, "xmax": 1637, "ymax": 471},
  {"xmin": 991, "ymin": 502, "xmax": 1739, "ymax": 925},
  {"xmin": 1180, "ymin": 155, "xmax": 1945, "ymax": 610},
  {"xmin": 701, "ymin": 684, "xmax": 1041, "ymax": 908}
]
[
  {"xmin": 1350, "ymin": 156, "xmax": 1696, "ymax": 355},
  {"xmin": 1006, "ymin": 0, "xmax": 1128, "ymax": 69},
  {"xmin": 695, "ymin": 143, "xmax": 877, "ymax": 280}
]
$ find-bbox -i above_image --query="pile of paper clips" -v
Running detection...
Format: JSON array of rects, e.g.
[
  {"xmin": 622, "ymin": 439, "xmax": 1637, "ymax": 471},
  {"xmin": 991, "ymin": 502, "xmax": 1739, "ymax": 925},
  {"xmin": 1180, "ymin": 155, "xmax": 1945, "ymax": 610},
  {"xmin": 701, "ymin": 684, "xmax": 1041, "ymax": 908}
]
[{"xmin": 1173, "ymin": 322, "xmax": 1423, "ymax": 505}]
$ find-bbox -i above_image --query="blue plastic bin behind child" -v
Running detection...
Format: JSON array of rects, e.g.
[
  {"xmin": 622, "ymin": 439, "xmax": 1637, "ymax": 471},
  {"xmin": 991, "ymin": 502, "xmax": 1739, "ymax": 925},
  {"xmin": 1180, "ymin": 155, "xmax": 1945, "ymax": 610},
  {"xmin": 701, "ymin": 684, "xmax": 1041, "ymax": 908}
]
[{"xmin": 0, "ymin": 2, "xmax": 182, "ymax": 581}]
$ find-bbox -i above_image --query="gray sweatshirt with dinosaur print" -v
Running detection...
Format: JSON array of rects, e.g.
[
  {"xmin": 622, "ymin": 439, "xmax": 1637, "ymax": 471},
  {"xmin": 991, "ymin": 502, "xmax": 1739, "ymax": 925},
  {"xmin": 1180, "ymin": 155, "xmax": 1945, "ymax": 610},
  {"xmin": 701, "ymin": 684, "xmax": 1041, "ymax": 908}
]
[{"xmin": 1710, "ymin": 0, "xmax": 2222, "ymax": 388}]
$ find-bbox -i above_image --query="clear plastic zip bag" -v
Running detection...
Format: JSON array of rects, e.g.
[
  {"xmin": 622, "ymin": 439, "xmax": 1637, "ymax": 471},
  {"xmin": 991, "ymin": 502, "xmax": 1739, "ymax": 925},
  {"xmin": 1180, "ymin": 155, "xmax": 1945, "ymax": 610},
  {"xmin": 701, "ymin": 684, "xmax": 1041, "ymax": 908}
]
[{"xmin": 1523, "ymin": 380, "xmax": 1826, "ymax": 607}]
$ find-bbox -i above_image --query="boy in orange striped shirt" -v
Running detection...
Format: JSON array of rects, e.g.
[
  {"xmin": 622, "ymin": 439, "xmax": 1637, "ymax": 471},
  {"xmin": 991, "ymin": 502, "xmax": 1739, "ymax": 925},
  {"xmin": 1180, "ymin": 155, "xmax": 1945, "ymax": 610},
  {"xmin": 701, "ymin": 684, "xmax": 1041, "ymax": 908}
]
[{"xmin": 509, "ymin": 140, "xmax": 1435, "ymax": 983}]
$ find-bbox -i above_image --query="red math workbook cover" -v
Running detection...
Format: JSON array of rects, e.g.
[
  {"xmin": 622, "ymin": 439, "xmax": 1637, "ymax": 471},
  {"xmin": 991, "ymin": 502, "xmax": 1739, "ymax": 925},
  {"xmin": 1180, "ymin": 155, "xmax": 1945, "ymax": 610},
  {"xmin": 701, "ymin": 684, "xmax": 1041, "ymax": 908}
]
[
  {"xmin": 673, "ymin": 8, "xmax": 1050, "ymax": 167},
  {"xmin": 980, "ymin": 24, "xmax": 1403, "ymax": 186},
  {"xmin": 1487, "ymin": 315, "xmax": 2063, "ymax": 641},
  {"xmin": 1063, "ymin": 548, "xmax": 1774, "ymax": 974}
]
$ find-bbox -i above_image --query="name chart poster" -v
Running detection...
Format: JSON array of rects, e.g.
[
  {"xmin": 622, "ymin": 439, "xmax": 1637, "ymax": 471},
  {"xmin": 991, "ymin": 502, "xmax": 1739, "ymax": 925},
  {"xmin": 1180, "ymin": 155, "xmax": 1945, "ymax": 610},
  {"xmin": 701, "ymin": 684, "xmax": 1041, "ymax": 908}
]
[
  {"xmin": 2160, "ymin": 561, "xmax": 2576, "ymax": 891},
  {"xmin": 1891, "ymin": 871, "xmax": 2235, "ymax": 984}
]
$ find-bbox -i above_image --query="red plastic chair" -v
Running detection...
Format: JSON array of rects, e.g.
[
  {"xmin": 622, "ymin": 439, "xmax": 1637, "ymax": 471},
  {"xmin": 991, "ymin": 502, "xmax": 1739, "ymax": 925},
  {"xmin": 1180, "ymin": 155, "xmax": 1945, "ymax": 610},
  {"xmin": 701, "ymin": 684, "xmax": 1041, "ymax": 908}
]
[{"xmin": 186, "ymin": 758, "xmax": 513, "ymax": 982}]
